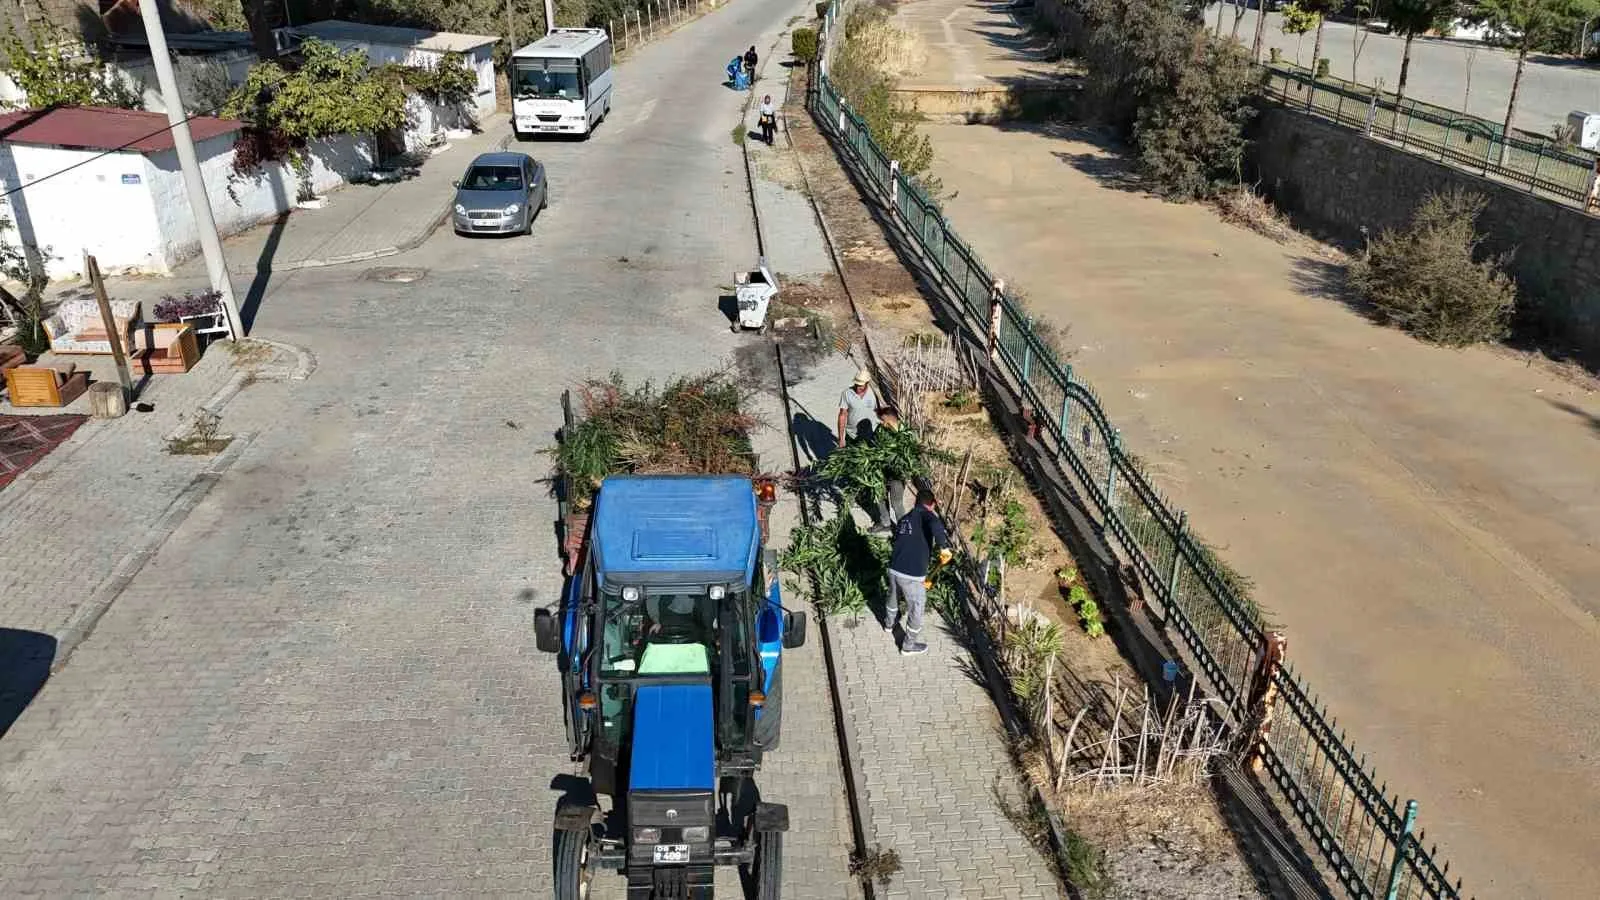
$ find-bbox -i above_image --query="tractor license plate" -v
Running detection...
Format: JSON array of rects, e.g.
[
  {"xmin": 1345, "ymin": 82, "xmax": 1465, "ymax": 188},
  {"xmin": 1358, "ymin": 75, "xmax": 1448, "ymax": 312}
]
[{"xmin": 652, "ymin": 844, "xmax": 690, "ymax": 864}]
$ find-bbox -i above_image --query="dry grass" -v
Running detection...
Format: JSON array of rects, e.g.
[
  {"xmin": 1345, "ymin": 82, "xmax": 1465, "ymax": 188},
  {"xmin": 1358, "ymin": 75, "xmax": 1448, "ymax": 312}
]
[
  {"xmin": 1214, "ymin": 185, "xmax": 1295, "ymax": 244},
  {"xmin": 844, "ymin": 14, "xmax": 927, "ymax": 80}
]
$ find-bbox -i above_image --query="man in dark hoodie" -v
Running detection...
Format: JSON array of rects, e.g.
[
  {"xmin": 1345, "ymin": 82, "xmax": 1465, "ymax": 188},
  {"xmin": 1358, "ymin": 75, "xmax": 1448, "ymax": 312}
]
[{"xmin": 883, "ymin": 487, "xmax": 952, "ymax": 656}]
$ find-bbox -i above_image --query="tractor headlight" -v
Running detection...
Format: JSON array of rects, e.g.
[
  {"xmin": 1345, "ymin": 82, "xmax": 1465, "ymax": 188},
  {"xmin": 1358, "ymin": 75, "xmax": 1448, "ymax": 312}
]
[
  {"xmin": 634, "ymin": 827, "xmax": 661, "ymax": 844},
  {"xmin": 708, "ymin": 585, "xmax": 726, "ymax": 600},
  {"xmin": 680, "ymin": 826, "xmax": 710, "ymax": 842},
  {"xmin": 622, "ymin": 586, "xmax": 640, "ymax": 603}
]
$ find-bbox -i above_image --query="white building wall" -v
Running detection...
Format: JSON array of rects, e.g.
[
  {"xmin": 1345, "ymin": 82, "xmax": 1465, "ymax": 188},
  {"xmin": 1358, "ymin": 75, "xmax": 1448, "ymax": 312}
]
[
  {"xmin": 0, "ymin": 144, "xmax": 165, "ymax": 278},
  {"xmin": 144, "ymin": 132, "xmax": 373, "ymax": 269},
  {"xmin": 319, "ymin": 38, "xmax": 497, "ymax": 120}
]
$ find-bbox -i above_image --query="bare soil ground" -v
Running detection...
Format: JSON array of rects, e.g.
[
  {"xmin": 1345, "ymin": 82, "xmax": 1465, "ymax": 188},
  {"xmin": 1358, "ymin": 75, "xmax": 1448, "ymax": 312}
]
[{"xmin": 784, "ymin": 62, "xmax": 1266, "ymax": 899}]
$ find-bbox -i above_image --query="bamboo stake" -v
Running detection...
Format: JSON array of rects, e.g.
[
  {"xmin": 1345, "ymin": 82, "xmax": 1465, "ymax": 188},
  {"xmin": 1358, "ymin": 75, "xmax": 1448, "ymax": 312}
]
[{"xmin": 1056, "ymin": 707, "xmax": 1088, "ymax": 792}]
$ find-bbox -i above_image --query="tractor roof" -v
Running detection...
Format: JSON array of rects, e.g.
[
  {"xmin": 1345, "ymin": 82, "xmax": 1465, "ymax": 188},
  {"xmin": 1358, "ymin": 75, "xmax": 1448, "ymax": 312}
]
[{"xmin": 592, "ymin": 475, "xmax": 759, "ymax": 588}]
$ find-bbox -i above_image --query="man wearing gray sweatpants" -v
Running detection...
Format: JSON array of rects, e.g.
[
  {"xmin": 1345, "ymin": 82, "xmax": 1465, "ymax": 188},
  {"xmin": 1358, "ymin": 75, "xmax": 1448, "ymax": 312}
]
[{"xmin": 884, "ymin": 487, "xmax": 952, "ymax": 656}]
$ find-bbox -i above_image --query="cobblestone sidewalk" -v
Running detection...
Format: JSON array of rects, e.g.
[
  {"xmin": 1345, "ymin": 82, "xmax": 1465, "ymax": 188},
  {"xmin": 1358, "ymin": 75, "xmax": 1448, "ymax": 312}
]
[
  {"xmin": 742, "ymin": 27, "xmax": 1063, "ymax": 895},
  {"xmin": 0, "ymin": 343, "xmax": 300, "ymax": 652}
]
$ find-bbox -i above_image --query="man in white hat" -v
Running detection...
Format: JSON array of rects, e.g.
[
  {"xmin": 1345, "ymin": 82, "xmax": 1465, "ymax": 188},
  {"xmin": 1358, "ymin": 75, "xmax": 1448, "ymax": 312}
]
[{"xmin": 837, "ymin": 368, "xmax": 880, "ymax": 449}]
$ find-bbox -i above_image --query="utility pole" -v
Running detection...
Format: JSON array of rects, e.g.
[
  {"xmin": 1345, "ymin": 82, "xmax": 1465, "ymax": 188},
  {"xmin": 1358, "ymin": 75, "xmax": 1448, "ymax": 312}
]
[
  {"xmin": 545, "ymin": 0, "xmax": 557, "ymax": 34},
  {"xmin": 137, "ymin": 0, "xmax": 244, "ymax": 339}
]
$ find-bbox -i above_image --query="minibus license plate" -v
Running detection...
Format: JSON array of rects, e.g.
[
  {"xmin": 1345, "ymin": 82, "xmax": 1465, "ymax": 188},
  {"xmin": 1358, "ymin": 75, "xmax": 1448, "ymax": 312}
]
[{"xmin": 652, "ymin": 844, "xmax": 689, "ymax": 864}]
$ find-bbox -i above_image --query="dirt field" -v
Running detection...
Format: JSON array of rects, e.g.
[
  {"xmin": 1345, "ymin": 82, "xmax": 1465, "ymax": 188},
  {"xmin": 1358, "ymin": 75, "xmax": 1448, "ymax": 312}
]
[{"xmin": 886, "ymin": 1, "xmax": 1600, "ymax": 894}]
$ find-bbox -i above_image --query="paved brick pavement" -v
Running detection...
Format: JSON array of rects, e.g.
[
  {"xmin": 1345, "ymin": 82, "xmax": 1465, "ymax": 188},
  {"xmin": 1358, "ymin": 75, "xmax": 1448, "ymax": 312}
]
[
  {"xmin": 0, "ymin": 0, "xmax": 858, "ymax": 896},
  {"xmin": 782, "ymin": 352, "xmax": 1064, "ymax": 900}
]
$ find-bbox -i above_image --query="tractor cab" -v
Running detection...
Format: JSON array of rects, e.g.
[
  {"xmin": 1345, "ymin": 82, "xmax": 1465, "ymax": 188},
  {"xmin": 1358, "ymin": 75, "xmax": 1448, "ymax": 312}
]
[{"xmin": 536, "ymin": 475, "xmax": 806, "ymax": 899}]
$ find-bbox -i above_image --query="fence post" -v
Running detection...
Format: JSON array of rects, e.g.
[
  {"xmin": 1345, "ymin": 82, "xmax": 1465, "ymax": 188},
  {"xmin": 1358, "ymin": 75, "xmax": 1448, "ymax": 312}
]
[
  {"xmin": 1364, "ymin": 91, "xmax": 1378, "ymax": 137},
  {"xmin": 1384, "ymin": 800, "xmax": 1420, "ymax": 900},
  {"xmin": 1104, "ymin": 431, "xmax": 1121, "ymax": 508},
  {"xmin": 1165, "ymin": 511, "xmax": 1187, "ymax": 603},
  {"xmin": 889, "ymin": 159, "xmax": 900, "ymax": 210},
  {"xmin": 1020, "ymin": 329, "xmax": 1033, "ymax": 385},
  {"xmin": 1243, "ymin": 631, "xmax": 1287, "ymax": 773},
  {"xmin": 1530, "ymin": 143, "xmax": 1545, "ymax": 193},
  {"xmin": 1057, "ymin": 389, "xmax": 1070, "ymax": 436},
  {"xmin": 987, "ymin": 279, "xmax": 1005, "ymax": 364}
]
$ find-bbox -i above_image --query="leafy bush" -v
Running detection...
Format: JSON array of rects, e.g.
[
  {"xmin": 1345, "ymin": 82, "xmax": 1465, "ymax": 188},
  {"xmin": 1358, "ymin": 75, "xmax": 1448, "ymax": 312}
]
[
  {"xmin": 793, "ymin": 27, "xmax": 819, "ymax": 63},
  {"xmin": 783, "ymin": 513, "xmax": 890, "ymax": 618},
  {"xmin": 551, "ymin": 371, "xmax": 759, "ymax": 508},
  {"xmin": 1003, "ymin": 616, "xmax": 1064, "ymax": 709},
  {"xmin": 224, "ymin": 40, "xmax": 409, "ymax": 172},
  {"xmin": 817, "ymin": 425, "xmax": 945, "ymax": 501},
  {"xmin": 1, "ymin": 24, "xmax": 142, "ymax": 110},
  {"xmin": 388, "ymin": 51, "xmax": 478, "ymax": 107},
  {"xmin": 1349, "ymin": 188, "xmax": 1517, "ymax": 347}
]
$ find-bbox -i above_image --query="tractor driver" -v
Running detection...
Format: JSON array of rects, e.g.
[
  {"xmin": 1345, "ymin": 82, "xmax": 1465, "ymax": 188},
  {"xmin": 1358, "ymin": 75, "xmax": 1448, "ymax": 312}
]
[{"xmin": 645, "ymin": 592, "xmax": 716, "ymax": 644}]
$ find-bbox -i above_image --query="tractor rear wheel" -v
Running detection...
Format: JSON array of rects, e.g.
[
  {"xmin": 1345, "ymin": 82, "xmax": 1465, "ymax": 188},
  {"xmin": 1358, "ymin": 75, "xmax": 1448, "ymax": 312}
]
[
  {"xmin": 748, "ymin": 829, "xmax": 782, "ymax": 899},
  {"xmin": 553, "ymin": 826, "xmax": 592, "ymax": 899}
]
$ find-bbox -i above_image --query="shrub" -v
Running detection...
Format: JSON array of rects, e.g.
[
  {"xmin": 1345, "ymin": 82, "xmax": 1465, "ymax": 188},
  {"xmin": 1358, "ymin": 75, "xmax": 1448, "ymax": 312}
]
[
  {"xmin": 816, "ymin": 1, "xmax": 830, "ymax": 19},
  {"xmin": 1077, "ymin": 0, "xmax": 1259, "ymax": 200},
  {"xmin": 793, "ymin": 27, "xmax": 819, "ymax": 63},
  {"xmin": 1348, "ymin": 188, "xmax": 1517, "ymax": 347},
  {"xmin": 830, "ymin": 6, "xmax": 939, "ymax": 187},
  {"xmin": 1132, "ymin": 37, "xmax": 1257, "ymax": 200}
]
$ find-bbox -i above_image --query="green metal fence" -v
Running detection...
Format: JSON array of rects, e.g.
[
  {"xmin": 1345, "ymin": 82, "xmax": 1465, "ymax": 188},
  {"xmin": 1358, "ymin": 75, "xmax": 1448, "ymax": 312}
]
[
  {"xmin": 1263, "ymin": 64, "xmax": 1596, "ymax": 207},
  {"xmin": 813, "ymin": 5, "xmax": 1469, "ymax": 897}
]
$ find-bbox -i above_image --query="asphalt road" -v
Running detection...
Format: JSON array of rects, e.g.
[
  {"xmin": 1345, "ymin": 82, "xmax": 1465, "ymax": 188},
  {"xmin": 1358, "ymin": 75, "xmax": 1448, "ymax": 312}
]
[
  {"xmin": 1207, "ymin": 3, "xmax": 1600, "ymax": 134},
  {"xmin": 0, "ymin": 0, "xmax": 857, "ymax": 896}
]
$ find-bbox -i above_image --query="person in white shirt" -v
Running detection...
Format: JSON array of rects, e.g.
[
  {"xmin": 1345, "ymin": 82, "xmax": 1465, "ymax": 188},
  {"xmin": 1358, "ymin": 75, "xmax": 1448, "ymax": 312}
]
[
  {"xmin": 757, "ymin": 95, "xmax": 776, "ymax": 144},
  {"xmin": 837, "ymin": 368, "xmax": 879, "ymax": 448}
]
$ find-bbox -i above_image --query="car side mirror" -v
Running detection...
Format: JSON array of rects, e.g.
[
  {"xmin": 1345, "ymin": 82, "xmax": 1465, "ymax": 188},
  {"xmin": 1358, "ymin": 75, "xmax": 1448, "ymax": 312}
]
[
  {"xmin": 782, "ymin": 610, "xmax": 808, "ymax": 649},
  {"xmin": 451, "ymin": 179, "xmax": 460, "ymax": 188},
  {"xmin": 534, "ymin": 608, "xmax": 561, "ymax": 653}
]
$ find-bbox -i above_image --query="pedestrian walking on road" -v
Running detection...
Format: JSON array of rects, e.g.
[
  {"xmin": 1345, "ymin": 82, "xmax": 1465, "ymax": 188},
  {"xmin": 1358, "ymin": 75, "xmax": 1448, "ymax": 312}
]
[
  {"xmin": 743, "ymin": 45, "xmax": 759, "ymax": 81},
  {"xmin": 837, "ymin": 368, "xmax": 879, "ymax": 448},
  {"xmin": 884, "ymin": 487, "xmax": 952, "ymax": 656}
]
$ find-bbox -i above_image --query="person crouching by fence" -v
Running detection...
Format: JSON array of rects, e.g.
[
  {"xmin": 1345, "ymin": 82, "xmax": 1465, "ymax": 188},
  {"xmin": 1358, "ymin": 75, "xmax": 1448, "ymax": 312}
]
[{"xmin": 884, "ymin": 487, "xmax": 952, "ymax": 657}]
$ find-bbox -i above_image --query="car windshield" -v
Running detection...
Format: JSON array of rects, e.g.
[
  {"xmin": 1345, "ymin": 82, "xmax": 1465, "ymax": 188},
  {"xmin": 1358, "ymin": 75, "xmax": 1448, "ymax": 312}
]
[
  {"xmin": 600, "ymin": 590, "xmax": 720, "ymax": 677},
  {"xmin": 513, "ymin": 60, "xmax": 582, "ymax": 100},
  {"xmin": 460, "ymin": 165, "xmax": 523, "ymax": 191}
]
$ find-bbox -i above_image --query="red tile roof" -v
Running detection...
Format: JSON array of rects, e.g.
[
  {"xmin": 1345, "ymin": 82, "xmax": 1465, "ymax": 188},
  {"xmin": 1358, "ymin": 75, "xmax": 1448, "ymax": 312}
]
[{"xmin": 0, "ymin": 106, "xmax": 244, "ymax": 155}]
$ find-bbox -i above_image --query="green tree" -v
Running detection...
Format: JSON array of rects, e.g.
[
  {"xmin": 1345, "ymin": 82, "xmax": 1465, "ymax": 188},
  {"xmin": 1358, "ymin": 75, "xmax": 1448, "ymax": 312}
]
[
  {"xmin": 1133, "ymin": 33, "xmax": 1257, "ymax": 199},
  {"xmin": 1473, "ymin": 0, "xmax": 1600, "ymax": 140},
  {"xmin": 1279, "ymin": 2, "xmax": 1321, "ymax": 66},
  {"xmin": 1297, "ymin": 0, "xmax": 1341, "ymax": 83},
  {"xmin": 1388, "ymin": 0, "xmax": 1457, "ymax": 106},
  {"xmin": 225, "ymin": 39, "xmax": 408, "ymax": 144},
  {"xmin": 1, "ymin": 25, "xmax": 143, "ymax": 110}
]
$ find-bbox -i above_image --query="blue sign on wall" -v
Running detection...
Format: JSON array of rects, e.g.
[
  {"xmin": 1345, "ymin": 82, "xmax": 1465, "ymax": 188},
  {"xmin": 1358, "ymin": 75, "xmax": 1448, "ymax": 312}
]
[{"xmin": 121, "ymin": 174, "xmax": 141, "ymax": 185}]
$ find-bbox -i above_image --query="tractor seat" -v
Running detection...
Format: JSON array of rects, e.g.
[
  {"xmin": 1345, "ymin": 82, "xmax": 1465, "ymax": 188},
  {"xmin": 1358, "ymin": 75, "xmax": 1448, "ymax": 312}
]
[{"xmin": 638, "ymin": 642, "xmax": 711, "ymax": 676}]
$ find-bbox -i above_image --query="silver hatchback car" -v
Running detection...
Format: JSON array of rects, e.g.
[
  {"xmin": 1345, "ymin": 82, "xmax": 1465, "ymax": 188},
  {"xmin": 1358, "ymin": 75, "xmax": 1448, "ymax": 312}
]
[{"xmin": 452, "ymin": 151, "xmax": 549, "ymax": 236}]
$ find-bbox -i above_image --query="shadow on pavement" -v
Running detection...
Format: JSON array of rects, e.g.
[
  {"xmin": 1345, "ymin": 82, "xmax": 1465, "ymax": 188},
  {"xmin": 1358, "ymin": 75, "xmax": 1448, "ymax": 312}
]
[
  {"xmin": 241, "ymin": 212, "xmax": 289, "ymax": 335},
  {"xmin": 0, "ymin": 628, "xmax": 56, "ymax": 739}
]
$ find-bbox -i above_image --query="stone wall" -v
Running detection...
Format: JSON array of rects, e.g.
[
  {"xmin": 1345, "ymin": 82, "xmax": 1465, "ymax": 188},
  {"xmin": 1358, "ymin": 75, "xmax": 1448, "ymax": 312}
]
[{"xmin": 1247, "ymin": 107, "xmax": 1600, "ymax": 358}]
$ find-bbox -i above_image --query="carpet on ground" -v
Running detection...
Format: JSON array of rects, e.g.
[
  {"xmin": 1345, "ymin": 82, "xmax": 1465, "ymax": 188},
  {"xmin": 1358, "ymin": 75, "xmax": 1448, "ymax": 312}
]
[{"xmin": 0, "ymin": 414, "xmax": 88, "ymax": 491}]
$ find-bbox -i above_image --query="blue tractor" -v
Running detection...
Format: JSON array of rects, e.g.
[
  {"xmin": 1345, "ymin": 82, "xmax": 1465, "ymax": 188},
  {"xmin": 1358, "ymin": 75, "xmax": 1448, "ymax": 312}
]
[{"xmin": 535, "ymin": 474, "xmax": 809, "ymax": 899}]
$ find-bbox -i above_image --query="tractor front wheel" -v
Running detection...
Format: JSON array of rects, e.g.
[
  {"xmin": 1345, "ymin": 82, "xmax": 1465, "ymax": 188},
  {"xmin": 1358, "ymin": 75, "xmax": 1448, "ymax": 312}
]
[
  {"xmin": 553, "ymin": 826, "xmax": 592, "ymax": 899},
  {"xmin": 748, "ymin": 829, "xmax": 782, "ymax": 899}
]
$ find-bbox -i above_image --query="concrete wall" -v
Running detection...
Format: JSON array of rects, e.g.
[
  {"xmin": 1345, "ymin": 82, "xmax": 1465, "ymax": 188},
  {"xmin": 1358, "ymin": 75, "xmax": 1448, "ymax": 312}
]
[
  {"xmin": 1247, "ymin": 107, "xmax": 1600, "ymax": 358},
  {"xmin": 321, "ymin": 39, "xmax": 498, "ymax": 121},
  {"xmin": 144, "ymin": 132, "xmax": 373, "ymax": 271},
  {"xmin": 0, "ymin": 144, "xmax": 165, "ymax": 278}
]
